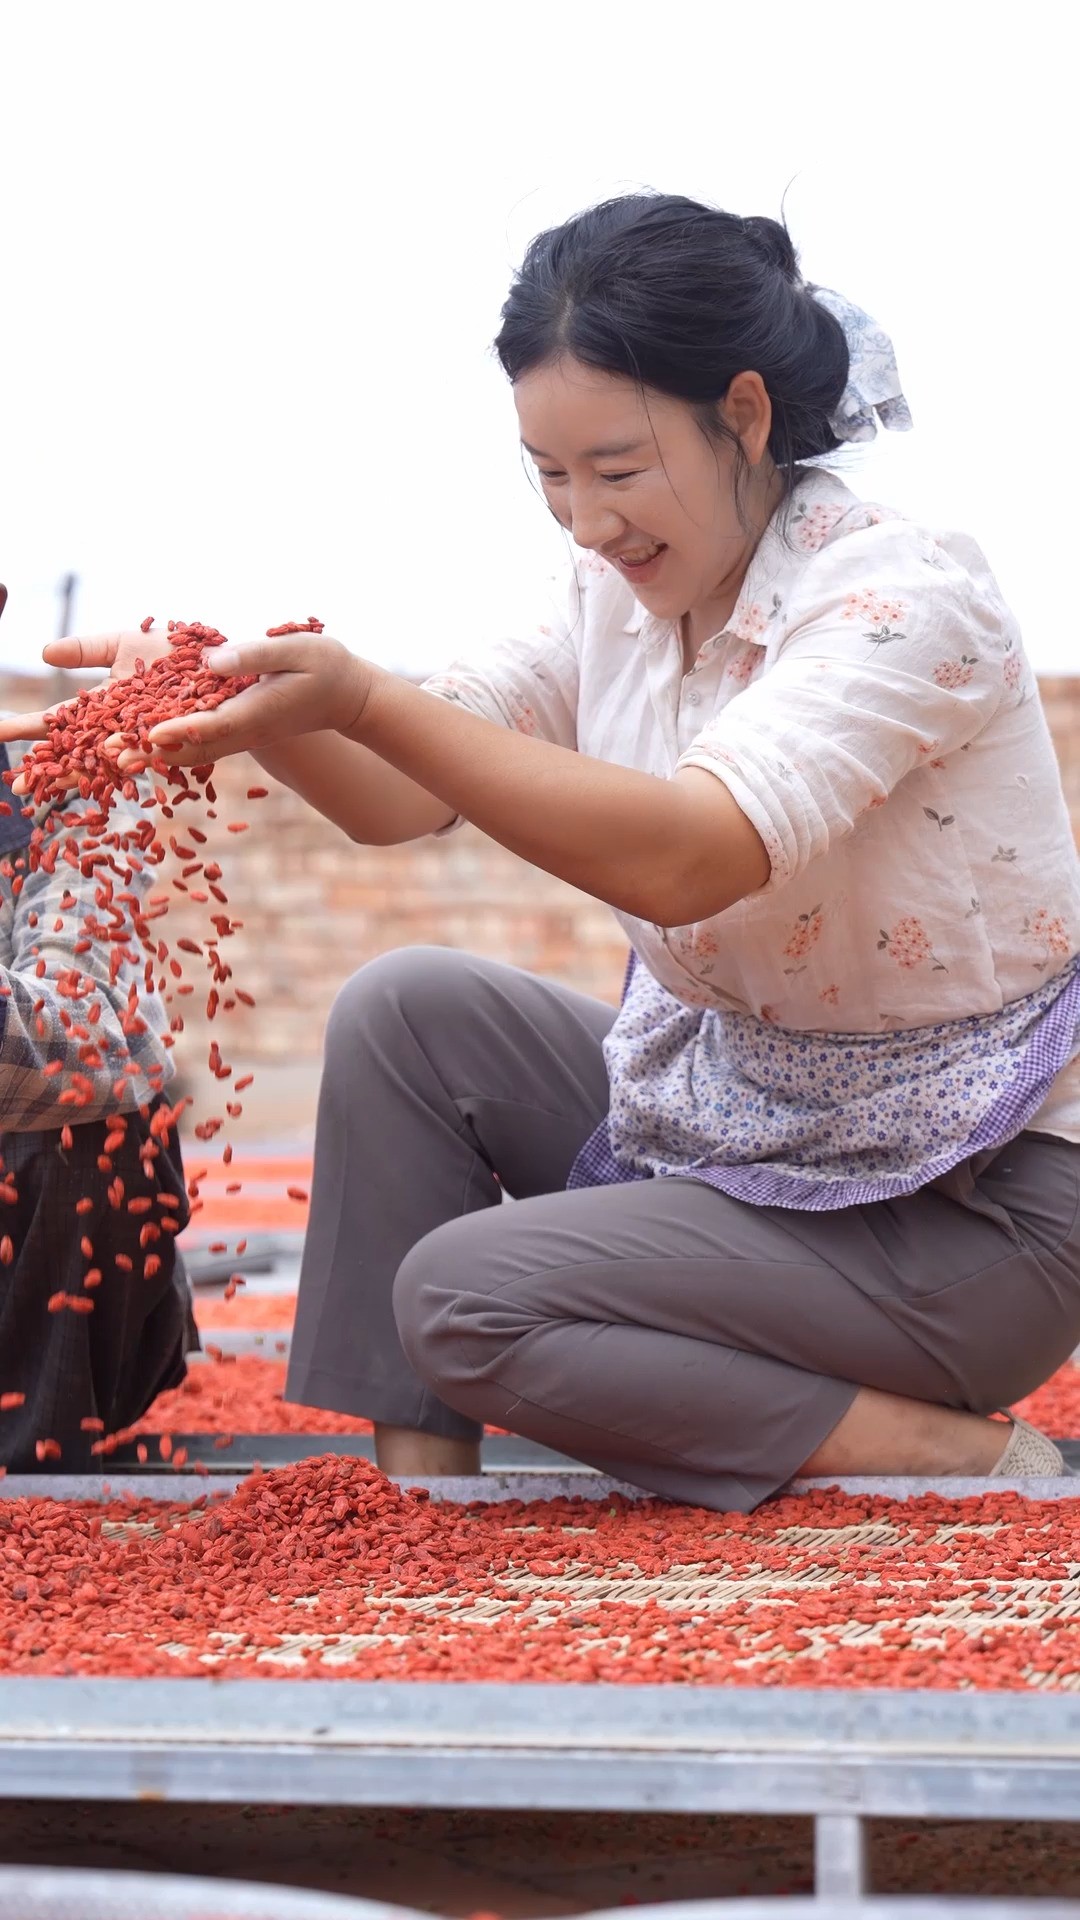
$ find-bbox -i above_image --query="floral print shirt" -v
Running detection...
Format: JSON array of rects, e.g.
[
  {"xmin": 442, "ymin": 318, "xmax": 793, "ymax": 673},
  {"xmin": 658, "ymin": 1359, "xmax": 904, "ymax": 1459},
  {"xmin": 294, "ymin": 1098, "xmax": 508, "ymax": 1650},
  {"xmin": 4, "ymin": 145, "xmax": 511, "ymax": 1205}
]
[{"xmin": 423, "ymin": 467, "xmax": 1080, "ymax": 1178}]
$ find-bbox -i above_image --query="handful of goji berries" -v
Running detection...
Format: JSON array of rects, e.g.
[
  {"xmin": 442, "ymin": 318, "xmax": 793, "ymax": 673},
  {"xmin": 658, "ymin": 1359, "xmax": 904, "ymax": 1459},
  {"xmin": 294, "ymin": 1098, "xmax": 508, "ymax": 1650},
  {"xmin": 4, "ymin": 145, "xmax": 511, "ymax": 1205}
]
[{"xmin": 15, "ymin": 621, "xmax": 257, "ymax": 812}]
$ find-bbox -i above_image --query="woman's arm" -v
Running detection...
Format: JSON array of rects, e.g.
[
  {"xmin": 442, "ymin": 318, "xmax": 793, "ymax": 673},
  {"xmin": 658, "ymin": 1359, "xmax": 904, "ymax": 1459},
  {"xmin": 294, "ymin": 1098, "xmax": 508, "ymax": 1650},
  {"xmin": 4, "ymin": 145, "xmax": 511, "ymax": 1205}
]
[
  {"xmin": 254, "ymin": 734, "xmax": 455, "ymax": 845},
  {"xmin": 0, "ymin": 631, "xmax": 455, "ymax": 847},
  {"xmin": 143, "ymin": 640, "xmax": 770, "ymax": 926},
  {"xmin": 349, "ymin": 672, "xmax": 770, "ymax": 924},
  {"xmin": 6, "ymin": 627, "xmax": 769, "ymax": 923}
]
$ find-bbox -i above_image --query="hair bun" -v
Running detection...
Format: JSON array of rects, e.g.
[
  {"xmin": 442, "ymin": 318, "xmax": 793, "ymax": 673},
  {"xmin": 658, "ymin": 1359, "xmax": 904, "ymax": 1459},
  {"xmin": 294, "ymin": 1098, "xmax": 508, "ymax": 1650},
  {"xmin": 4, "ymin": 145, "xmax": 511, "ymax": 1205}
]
[
  {"xmin": 741, "ymin": 216, "xmax": 800, "ymax": 285},
  {"xmin": 496, "ymin": 191, "xmax": 850, "ymax": 486}
]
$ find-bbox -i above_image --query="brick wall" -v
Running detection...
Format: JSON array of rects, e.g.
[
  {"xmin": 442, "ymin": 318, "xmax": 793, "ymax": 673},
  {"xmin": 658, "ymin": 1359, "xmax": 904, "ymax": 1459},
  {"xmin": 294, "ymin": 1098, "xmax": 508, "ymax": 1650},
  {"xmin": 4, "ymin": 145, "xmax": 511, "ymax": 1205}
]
[
  {"xmin": 4, "ymin": 670, "xmax": 1080, "ymax": 1092},
  {"xmin": 156, "ymin": 760, "xmax": 630, "ymax": 1068},
  {"xmin": 1035, "ymin": 678, "xmax": 1080, "ymax": 824}
]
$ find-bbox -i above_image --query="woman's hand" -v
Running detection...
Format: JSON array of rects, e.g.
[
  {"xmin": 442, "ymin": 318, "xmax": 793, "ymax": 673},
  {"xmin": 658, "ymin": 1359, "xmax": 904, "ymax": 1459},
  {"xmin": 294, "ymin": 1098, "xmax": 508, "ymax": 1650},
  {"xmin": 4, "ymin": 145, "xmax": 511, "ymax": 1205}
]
[
  {"xmin": 0, "ymin": 625, "xmax": 375, "ymax": 767},
  {"xmin": 0, "ymin": 627, "xmax": 178, "ymax": 744},
  {"xmin": 139, "ymin": 633, "xmax": 376, "ymax": 766}
]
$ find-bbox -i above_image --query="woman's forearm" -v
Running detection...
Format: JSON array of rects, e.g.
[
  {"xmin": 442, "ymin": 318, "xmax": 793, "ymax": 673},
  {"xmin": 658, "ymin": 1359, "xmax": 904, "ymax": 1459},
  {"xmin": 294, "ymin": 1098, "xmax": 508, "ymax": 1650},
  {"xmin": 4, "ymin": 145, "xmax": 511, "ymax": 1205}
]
[
  {"xmin": 254, "ymin": 733, "xmax": 455, "ymax": 845},
  {"xmin": 351, "ymin": 671, "xmax": 768, "ymax": 923}
]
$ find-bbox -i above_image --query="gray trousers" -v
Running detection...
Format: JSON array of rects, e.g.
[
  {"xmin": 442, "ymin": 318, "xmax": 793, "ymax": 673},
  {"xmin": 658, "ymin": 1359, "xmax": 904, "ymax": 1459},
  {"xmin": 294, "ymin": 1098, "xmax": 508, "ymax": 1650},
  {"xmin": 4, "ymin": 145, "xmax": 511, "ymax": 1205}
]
[{"xmin": 286, "ymin": 947, "xmax": 1080, "ymax": 1511}]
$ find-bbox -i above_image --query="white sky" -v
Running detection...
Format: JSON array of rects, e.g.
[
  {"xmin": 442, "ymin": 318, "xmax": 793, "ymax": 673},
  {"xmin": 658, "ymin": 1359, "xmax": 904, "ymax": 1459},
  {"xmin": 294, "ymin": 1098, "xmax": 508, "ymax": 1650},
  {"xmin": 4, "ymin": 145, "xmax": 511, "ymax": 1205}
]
[{"xmin": 0, "ymin": 2, "xmax": 1072, "ymax": 676}]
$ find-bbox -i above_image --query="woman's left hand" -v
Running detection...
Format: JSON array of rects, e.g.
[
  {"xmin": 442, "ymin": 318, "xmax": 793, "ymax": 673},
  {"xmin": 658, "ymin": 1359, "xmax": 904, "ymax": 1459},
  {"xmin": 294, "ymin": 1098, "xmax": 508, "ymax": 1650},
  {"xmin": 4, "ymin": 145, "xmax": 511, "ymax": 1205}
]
[{"xmin": 138, "ymin": 633, "xmax": 378, "ymax": 766}]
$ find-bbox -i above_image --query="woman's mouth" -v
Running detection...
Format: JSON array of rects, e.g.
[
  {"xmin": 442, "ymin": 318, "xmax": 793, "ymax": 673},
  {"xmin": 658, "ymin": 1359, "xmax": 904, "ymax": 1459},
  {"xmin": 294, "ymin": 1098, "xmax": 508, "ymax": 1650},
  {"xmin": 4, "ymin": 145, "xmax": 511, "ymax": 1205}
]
[{"xmin": 610, "ymin": 542, "xmax": 668, "ymax": 584}]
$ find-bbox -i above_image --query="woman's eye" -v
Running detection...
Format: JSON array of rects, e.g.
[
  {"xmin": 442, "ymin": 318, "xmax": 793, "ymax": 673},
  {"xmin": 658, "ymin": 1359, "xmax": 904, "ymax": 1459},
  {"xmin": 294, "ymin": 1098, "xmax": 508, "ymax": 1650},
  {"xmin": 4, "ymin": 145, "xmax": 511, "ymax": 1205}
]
[{"xmin": 538, "ymin": 469, "xmax": 640, "ymax": 484}]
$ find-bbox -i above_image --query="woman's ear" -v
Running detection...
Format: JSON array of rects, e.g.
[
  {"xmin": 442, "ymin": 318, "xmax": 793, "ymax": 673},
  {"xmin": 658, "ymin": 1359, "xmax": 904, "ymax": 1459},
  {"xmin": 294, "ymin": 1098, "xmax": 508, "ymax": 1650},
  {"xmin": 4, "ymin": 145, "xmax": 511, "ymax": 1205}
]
[{"xmin": 722, "ymin": 371, "xmax": 772, "ymax": 466}]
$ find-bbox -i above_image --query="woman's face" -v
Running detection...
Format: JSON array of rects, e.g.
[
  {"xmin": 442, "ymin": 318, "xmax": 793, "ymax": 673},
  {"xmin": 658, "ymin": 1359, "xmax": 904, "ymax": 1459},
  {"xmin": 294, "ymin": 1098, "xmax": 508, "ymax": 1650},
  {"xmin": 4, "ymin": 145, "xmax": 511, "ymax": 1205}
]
[{"xmin": 514, "ymin": 357, "xmax": 774, "ymax": 628}]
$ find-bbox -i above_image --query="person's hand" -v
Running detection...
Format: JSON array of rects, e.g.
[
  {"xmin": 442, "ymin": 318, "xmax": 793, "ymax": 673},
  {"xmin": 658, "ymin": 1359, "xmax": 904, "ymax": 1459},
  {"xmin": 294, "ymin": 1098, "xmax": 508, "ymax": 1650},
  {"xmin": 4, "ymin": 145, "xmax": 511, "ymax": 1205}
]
[
  {"xmin": 133, "ymin": 632, "xmax": 376, "ymax": 766},
  {"xmin": 0, "ymin": 627, "xmax": 174, "ymax": 744}
]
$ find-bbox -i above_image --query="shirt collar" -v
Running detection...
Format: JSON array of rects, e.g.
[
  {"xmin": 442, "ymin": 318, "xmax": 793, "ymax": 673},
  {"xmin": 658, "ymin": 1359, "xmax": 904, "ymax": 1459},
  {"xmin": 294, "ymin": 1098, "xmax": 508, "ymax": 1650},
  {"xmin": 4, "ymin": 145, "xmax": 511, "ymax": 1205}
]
[{"xmin": 622, "ymin": 468, "xmax": 858, "ymax": 653}]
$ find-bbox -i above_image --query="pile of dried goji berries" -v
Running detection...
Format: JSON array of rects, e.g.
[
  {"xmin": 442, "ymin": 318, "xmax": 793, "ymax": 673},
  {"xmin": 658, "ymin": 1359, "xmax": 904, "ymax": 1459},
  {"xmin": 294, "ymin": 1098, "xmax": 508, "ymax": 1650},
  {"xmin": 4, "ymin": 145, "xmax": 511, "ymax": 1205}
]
[
  {"xmin": 134, "ymin": 1355, "xmax": 371, "ymax": 1437},
  {"xmin": 196, "ymin": 1292, "xmax": 298, "ymax": 1330},
  {"xmin": 1011, "ymin": 1365, "xmax": 1080, "ymax": 1439},
  {"xmin": 1, "ymin": 618, "xmax": 317, "ymax": 1458},
  {"xmin": 1, "ymin": 1457, "xmax": 1077, "ymax": 1687}
]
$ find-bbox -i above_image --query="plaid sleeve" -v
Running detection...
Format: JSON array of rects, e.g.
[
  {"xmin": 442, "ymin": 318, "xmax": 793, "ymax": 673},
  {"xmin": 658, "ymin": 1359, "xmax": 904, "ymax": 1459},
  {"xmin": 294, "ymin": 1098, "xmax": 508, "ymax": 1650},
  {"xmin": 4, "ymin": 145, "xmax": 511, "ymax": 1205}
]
[{"xmin": 0, "ymin": 741, "xmax": 174, "ymax": 1134}]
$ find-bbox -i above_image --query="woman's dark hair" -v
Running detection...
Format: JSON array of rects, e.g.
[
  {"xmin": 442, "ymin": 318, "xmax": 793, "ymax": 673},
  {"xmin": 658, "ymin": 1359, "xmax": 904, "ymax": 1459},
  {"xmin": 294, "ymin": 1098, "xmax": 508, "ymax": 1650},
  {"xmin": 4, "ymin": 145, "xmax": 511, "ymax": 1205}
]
[{"xmin": 494, "ymin": 193, "xmax": 849, "ymax": 500}]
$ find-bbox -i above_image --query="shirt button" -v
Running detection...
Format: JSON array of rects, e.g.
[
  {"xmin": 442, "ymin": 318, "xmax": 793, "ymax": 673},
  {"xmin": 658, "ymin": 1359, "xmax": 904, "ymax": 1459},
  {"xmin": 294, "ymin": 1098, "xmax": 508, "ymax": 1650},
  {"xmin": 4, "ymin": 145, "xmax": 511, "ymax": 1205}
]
[{"xmin": 685, "ymin": 688, "xmax": 701, "ymax": 707}]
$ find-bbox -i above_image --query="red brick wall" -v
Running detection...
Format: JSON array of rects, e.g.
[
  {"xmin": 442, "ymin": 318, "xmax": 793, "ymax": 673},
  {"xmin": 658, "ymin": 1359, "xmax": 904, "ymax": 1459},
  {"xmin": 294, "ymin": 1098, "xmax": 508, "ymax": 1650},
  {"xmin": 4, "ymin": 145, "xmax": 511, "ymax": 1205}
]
[
  {"xmin": 157, "ymin": 763, "xmax": 630, "ymax": 1067},
  {"xmin": 1035, "ymin": 678, "xmax": 1080, "ymax": 824}
]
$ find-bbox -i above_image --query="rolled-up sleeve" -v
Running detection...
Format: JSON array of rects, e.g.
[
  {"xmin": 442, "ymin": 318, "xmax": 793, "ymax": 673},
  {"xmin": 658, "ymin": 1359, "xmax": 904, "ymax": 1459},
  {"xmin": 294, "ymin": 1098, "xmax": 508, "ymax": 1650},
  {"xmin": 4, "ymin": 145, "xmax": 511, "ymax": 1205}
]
[
  {"xmin": 676, "ymin": 521, "xmax": 1010, "ymax": 893},
  {"xmin": 420, "ymin": 561, "xmax": 582, "ymax": 835}
]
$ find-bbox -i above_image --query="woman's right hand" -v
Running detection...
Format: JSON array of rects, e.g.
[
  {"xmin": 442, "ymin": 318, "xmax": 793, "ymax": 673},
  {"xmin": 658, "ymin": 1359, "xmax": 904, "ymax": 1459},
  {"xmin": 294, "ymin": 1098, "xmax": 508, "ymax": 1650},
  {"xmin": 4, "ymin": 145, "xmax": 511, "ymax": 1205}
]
[{"xmin": 0, "ymin": 627, "xmax": 174, "ymax": 743}]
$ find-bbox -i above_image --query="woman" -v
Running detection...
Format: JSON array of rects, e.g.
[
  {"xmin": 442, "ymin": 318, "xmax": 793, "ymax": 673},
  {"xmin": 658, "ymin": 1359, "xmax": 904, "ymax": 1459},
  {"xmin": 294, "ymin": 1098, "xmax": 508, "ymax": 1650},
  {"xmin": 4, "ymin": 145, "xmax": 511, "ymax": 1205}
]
[
  {"xmin": 0, "ymin": 584, "xmax": 193, "ymax": 1472},
  {"xmin": 13, "ymin": 194, "xmax": 1080, "ymax": 1508}
]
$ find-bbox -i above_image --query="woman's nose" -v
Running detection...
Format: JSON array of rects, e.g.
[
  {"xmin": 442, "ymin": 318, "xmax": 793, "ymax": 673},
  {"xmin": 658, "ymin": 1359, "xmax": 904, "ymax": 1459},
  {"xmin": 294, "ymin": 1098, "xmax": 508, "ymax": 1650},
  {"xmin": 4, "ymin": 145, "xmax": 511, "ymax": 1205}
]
[{"xmin": 568, "ymin": 491, "xmax": 622, "ymax": 552}]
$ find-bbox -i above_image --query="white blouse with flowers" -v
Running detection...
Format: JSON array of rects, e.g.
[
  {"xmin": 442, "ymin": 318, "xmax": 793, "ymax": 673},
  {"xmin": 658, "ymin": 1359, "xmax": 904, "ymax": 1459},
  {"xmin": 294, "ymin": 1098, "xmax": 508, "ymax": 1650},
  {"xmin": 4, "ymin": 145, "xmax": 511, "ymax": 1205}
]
[{"xmin": 423, "ymin": 467, "xmax": 1080, "ymax": 1207}]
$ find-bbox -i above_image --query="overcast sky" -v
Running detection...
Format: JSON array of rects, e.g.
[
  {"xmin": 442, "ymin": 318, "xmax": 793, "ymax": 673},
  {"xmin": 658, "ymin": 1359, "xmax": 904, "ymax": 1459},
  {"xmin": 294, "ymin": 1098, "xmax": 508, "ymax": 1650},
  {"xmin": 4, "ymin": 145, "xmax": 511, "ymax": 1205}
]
[{"xmin": 0, "ymin": 2, "xmax": 1070, "ymax": 677}]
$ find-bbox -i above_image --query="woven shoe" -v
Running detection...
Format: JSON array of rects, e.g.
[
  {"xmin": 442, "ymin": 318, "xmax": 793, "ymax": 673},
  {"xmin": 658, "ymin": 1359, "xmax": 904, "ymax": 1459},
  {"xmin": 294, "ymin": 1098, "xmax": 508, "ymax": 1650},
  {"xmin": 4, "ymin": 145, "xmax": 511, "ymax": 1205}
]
[{"xmin": 990, "ymin": 1412, "xmax": 1068, "ymax": 1477}]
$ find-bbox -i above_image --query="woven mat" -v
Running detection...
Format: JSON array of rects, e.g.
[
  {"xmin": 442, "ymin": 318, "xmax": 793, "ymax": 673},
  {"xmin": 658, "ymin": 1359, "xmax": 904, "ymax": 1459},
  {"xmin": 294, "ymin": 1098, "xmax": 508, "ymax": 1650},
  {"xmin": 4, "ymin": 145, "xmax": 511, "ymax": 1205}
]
[{"xmin": 5, "ymin": 1461, "xmax": 1079, "ymax": 1684}]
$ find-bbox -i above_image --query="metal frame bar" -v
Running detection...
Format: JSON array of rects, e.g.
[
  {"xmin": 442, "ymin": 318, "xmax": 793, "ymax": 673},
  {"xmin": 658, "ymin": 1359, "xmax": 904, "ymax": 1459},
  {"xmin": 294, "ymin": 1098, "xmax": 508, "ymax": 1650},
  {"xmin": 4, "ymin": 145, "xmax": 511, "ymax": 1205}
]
[
  {"xmin": 189, "ymin": 1331, "xmax": 292, "ymax": 1357},
  {"xmin": 4, "ymin": 1878, "xmax": 1078, "ymax": 1920},
  {"xmin": 575, "ymin": 1902, "xmax": 1080, "ymax": 1918},
  {"xmin": 815, "ymin": 1813, "xmax": 869, "ymax": 1899},
  {"xmin": 2, "ymin": 1680, "xmax": 1080, "ymax": 1826},
  {"xmin": 0, "ymin": 1866, "xmax": 406, "ymax": 1919},
  {"xmin": 3, "ymin": 1471, "xmax": 1080, "ymax": 1501}
]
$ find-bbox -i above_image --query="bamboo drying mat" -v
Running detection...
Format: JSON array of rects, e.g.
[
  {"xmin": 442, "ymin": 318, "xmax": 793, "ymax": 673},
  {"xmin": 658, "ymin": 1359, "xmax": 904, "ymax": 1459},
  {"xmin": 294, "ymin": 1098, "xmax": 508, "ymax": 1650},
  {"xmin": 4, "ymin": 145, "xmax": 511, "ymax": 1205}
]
[{"xmin": 5, "ymin": 1463, "xmax": 1080, "ymax": 1686}]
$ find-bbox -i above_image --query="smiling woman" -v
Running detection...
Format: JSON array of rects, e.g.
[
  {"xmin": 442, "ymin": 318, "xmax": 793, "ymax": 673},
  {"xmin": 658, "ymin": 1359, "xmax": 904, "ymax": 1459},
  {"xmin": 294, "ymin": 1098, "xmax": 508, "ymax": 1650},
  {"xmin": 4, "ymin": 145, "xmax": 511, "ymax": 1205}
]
[
  {"xmin": 515, "ymin": 357, "xmax": 784, "ymax": 659},
  {"xmin": 520, "ymin": 423, "xmax": 673, "ymax": 587},
  {"xmin": 504, "ymin": 200, "xmax": 851, "ymax": 659},
  {"xmin": 6, "ymin": 189, "xmax": 1080, "ymax": 1509}
]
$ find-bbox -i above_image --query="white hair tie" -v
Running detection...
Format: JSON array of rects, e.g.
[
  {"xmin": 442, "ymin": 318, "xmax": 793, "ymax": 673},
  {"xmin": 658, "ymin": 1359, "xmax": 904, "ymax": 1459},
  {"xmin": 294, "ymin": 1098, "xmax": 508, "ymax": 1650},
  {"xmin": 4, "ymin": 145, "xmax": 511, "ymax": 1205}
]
[{"xmin": 809, "ymin": 285, "xmax": 914, "ymax": 445}]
